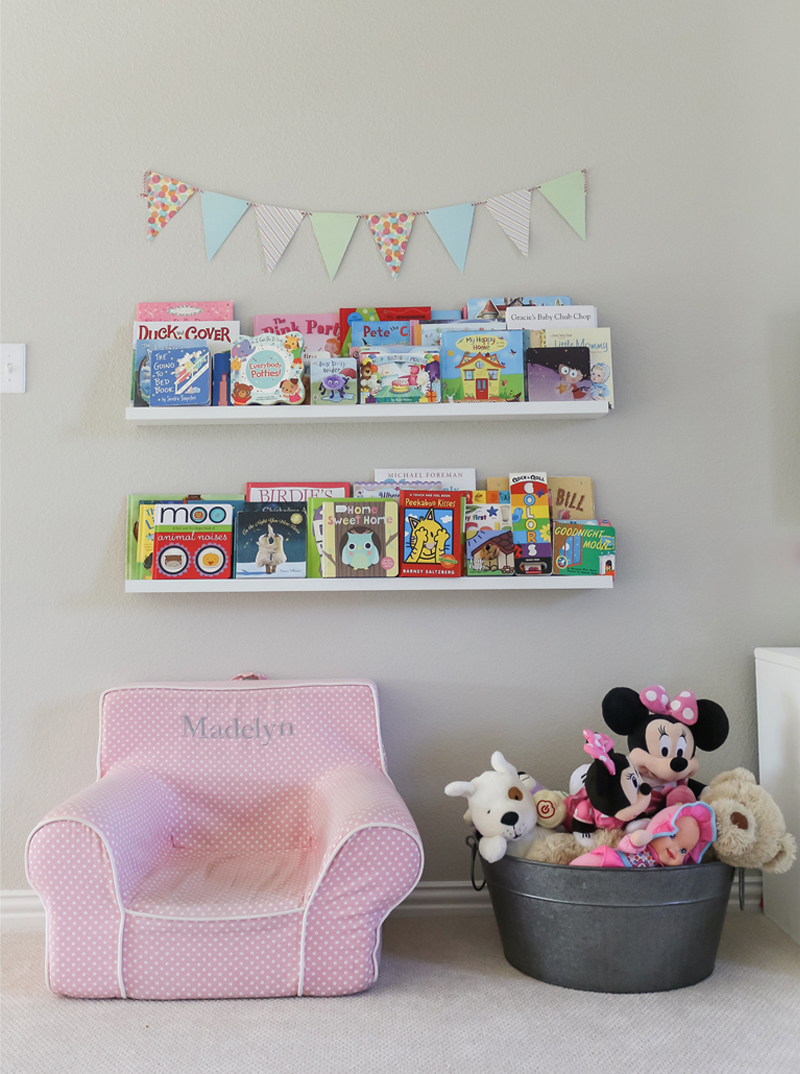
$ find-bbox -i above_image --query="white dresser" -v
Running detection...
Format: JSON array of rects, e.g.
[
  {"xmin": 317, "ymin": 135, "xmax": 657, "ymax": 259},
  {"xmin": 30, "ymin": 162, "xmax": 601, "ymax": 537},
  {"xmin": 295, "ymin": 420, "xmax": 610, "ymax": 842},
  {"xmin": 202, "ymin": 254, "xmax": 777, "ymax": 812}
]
[{"xmin": 755, "ymin": 647, "xmax": 800, "ymax": 943}]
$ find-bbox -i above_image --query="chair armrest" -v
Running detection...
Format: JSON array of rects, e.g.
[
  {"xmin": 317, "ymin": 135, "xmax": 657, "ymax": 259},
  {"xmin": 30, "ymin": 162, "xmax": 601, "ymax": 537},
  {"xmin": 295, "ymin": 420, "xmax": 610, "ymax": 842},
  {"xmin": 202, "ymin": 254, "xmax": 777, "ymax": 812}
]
[{"xmin": 27, "ymin": 764, "xmax": 179, "ymax": 905}]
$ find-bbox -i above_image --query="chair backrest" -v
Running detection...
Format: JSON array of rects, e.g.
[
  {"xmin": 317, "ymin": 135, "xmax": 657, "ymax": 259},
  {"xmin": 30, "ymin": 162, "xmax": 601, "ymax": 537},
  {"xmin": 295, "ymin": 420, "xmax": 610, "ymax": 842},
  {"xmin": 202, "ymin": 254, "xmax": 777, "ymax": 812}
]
[{"xmin": 97, "ymin": 679, "xmax": 386, "ymax": 851}]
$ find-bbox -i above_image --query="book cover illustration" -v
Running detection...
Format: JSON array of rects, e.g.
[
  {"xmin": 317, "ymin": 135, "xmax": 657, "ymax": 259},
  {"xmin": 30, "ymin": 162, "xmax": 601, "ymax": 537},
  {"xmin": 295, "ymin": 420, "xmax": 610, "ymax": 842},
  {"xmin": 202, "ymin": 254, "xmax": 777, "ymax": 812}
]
[
  {"xmin": 321, "ymin": 499, "xmax": 399, "ymax": 578},
  {"xmin": 229, "ymin": 332, "xmax": 305, "ymax": 406},
  {"xmin": 131, "ymin": 320, "xmax": 239, "ymax": 405},
  {"xmin": 350, "ymin": 320, "xmax": 414, "ymax": 349},
  {"xmin": 234, "ymin": 504, "xmax": 308, "ymax": 579},
  {"xmin": 505, "ymin": 305, "xmax": 598, "ymax": 331},
  {"xmin": 309, "ymin": 356, "xmax": 358, "ymax": 404},
  {"xmin": 509, "ymin": 472, "xmax": 552, "ymax": 575},
  {"xmin": 465, "ymin": 503, "xmax": 515, "ymax": 576},
  {"xmin": 417, "ymin": 321, "xmax": 491, "ymax": 350},
  {"xmin": 465, "ymin": 297, "xmax": 572, "ymax": 320},
  {"xmin": 339, "ymin": 306, "xmax": 431, "ymax": 355},
  {"xmin": 353, "ymin": 481, "xmax": 442, "ymax": 500},
  {"xmin": 525, "ymin": 347, "xmax": 593, "ymax": 402},
  {"xmin": 253, "ymin": 313, "xmax": 340, "ymax": 355},
  {"xmin": 373, "ymin": 468, "xmax": 476, "ymax": 491},
  {"xmin": 246, "ymin": 481, "xmax": 350, "ymax": 503},
  {"xmin": 400, "ymin": 490, "xmax": 466, "ymax": 577},
  {"xmin": 439, "ymin": 330, "xmax": 524, "ymax": 402},
  {"xmin": 136, "ymin": 301, "xmax": 234, "ymax": 321},
  {"xmin": 553, "ymin": 520, "xmax": 615, "ymax": 577},
  {"xmin": 151, "ymin": 502, "xmax": 235, "ymax": 580},
  {"xmin": 358, "ymin": 349, "xmax": 441, "ymax": 403},
  {"xmin": 545, "ymin": 328, "xmax": 614, "ymax": 407},
  {"xmin": 550, "ymin": 477, "xmax": 596, "ymax": 521},
  {"xmin": 149, "ymin": 346, "xmax": 211, "ymax": 406}
]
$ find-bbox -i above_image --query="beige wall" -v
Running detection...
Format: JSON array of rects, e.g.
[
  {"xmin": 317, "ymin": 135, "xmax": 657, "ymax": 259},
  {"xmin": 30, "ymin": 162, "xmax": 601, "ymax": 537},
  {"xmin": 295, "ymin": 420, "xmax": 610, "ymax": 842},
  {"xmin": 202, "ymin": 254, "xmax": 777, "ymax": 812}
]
[{"xmin": 2, "ymin": 0, "xmax": 798, "ymax": 889}]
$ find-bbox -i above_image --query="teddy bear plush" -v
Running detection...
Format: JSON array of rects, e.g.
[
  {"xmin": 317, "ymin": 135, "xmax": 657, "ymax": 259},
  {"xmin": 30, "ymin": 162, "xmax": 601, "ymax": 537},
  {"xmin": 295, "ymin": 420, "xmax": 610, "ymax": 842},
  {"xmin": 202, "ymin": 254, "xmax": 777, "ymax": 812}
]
[{"xmin": 700, "ymin": 768, "xmax": 797, "ymax": 873}]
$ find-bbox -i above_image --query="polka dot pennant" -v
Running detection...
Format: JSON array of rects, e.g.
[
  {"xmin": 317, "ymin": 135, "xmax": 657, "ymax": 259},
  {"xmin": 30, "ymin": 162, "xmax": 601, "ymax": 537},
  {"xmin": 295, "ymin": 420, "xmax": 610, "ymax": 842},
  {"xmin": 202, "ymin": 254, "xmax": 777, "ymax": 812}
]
[
  {"xmin": 366, "ymin": 212, "xmax": 415, "ymax": 278},
  {"xmin": 145, "ymin": 172, "xmax": 197, "ymax": 242}
]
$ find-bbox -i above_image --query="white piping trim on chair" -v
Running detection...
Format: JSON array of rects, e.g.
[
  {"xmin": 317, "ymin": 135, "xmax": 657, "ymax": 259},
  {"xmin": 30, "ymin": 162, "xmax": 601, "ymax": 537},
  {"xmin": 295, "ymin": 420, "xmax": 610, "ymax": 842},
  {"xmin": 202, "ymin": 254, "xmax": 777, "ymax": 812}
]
[{"xmin": 297, "ymin": 822, "xmax": 425, "ymax": 997}]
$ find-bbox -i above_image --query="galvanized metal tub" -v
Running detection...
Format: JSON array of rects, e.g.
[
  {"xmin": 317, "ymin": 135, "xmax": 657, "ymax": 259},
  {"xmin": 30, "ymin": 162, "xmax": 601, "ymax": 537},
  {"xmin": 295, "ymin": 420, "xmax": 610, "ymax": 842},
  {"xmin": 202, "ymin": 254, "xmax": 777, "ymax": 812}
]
[{"xmin": 482, "ymin": 855, "xmax": 735, "ymax": 993}]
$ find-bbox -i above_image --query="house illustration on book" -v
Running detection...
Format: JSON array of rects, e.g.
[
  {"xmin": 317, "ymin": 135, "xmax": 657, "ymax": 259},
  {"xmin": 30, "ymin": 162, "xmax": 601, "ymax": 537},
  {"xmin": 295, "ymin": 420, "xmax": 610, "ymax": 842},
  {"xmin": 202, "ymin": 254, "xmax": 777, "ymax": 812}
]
[{"xmin": 455, "ymin": 350, "xmax": 505, "ymax": 400}]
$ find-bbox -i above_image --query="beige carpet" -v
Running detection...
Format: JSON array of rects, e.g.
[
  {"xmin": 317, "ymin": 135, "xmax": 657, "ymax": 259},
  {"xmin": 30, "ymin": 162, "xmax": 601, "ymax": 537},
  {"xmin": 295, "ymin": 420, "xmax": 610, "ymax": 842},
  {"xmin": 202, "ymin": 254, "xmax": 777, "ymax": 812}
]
[{"xmin": 2, "ymin": 913, "xmax": 799, "ymax": 1074}]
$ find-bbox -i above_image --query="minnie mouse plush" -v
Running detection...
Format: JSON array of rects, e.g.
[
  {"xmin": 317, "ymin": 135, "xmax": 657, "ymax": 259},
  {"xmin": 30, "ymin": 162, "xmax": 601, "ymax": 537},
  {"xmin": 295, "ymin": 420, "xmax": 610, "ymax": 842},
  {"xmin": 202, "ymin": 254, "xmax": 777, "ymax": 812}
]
[
  {"xmin": 602, "ymin": 684, "xmax": 729, "ymax": 815},
  {"xmin": 562, "ymin": 730, "xmax": 653, "ymax": 847}
]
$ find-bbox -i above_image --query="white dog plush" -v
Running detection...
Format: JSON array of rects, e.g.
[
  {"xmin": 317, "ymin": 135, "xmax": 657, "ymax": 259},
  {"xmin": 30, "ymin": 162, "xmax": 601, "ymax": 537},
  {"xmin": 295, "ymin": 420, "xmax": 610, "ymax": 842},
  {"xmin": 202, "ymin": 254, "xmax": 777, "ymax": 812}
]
[{"xmin": 445, "ymin": 751, "xmax": 561, "ymax": 862}]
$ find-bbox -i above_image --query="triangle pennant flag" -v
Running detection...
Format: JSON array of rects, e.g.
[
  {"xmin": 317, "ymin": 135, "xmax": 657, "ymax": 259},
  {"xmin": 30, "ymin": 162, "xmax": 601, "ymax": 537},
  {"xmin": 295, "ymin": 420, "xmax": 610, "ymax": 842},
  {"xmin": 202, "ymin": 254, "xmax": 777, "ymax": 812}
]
[
  {"xmin": 309, "ymin": 213, "xmax": 360, "ymax": 280},
  {"xmin": 426, "ymin": 203, "xmax": 475, "ymax": 273},
  {"xmin": 202, "ymin": 191, "xmax": 250, "ymax": 260},
  {"xmin": 145, "ymin": 172, "xmax": 197, "ymax": 241},
  {"xmin": 485, "ymin": 188, "xmax": 532, "ymax": 256},
  {"xmin": 254, "ymin": 204, "xmax": 305, "ymax": 272},
  {"xmin": 537, "ymin": 170, "xmax": 586, "ymax": 240},
  {"xmin": 366, "ymin": 212, "xmax": 415, "ymax": 278}
]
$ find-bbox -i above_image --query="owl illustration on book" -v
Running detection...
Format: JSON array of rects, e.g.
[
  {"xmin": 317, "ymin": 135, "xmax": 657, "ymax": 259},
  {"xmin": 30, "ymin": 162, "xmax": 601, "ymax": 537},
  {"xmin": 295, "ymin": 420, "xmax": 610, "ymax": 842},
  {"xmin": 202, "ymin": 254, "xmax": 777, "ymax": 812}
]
[{"xmin": 340, "ymin": 527, "xmax": 381, "ymax": 570}]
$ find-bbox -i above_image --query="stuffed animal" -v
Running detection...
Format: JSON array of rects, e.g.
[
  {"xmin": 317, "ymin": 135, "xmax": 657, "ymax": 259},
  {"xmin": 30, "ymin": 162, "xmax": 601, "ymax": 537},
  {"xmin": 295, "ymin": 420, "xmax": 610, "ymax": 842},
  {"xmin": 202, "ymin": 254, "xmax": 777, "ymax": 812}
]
[
  {"xmin": 602, "ymin": 684, "xmax": 729, "ymax": 811},
  {"xmin": 570, "ymin": 800, "xmax": 717, "ymax": 868},
  {"xmin": 444, "ymin": 751, "xmax": 562, "ymax": 862},
  {"xmin": 561, "ymin": 730, "xmax": 654, "ymax": 847},
  {"xmin": 700, "ymin": 768, "xmax": 797, "ymax": 873}
]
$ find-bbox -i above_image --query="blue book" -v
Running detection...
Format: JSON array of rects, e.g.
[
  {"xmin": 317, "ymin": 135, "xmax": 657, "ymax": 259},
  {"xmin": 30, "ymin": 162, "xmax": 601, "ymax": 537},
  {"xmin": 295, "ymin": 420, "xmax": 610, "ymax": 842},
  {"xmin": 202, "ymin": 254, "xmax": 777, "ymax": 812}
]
[
  {"xmin": 439, "ymin": 328, "xmax": 524, "ymax": 403},
  {"xmin": 149, "ymin": 346, "xmax": 211, "ymax": 406},
  {"xmin": 465, "ymin": 297, "xmax": 572, "ymax": 320},
  {"xmin": 234, "ymin": 504, "xmax": 307, "ymax": 579},
  {"xmin": 350, "ymin": 320, "xmax": 414, "ymax": 348}
]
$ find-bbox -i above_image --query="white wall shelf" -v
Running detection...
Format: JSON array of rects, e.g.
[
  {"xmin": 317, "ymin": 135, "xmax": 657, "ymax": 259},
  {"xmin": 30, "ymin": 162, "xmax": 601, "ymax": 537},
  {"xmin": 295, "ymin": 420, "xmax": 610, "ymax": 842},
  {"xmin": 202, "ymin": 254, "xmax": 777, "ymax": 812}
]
[
  {"xmin": 126, "ymin": 575, "xmax": 613, "ymax": 594},
  {"xmin": 125, "ymin": 400, "xmax": 608, "ymax": 425}
]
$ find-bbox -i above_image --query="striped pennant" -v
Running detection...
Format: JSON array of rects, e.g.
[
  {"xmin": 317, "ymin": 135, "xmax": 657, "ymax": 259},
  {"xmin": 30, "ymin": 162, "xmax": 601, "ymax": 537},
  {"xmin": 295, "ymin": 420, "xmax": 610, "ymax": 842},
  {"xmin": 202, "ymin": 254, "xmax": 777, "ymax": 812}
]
[
  {"xmin": 484, "ymin": 188, "xmax": 532, "ymax": 256},
  {"xmin": 254, "ymin": 204, "xmax": 305, "ymax": 272}
]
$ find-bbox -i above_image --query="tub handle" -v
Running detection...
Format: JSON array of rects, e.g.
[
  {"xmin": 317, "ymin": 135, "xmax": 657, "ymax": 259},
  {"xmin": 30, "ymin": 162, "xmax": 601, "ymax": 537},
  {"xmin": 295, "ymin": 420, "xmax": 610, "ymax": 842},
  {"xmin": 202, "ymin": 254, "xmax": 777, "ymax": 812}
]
[
  {"xmin": 467, "ymin": 834, "xmax": 486, "ymax": 892},
  {"xmin": 738, "ymin": 867, "xmax": 746, "ymax": 910}
]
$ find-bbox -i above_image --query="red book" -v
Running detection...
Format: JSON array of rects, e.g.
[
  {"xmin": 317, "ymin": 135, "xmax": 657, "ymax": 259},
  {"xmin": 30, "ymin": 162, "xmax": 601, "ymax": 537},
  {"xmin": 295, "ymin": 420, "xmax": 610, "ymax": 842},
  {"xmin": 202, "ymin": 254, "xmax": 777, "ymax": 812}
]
[
  {"xmin": 339, "ymin": 307, "xmax": 431, "ymax": 356},
  {"xmin": 399, "ymin": 490, "xmax": 468, "ymax": 577}
]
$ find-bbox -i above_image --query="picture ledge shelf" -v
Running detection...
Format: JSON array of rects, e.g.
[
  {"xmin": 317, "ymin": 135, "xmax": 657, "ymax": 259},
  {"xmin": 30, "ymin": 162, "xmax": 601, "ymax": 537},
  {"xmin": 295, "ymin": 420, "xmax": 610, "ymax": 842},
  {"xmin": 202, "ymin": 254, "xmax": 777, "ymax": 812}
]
[
  {"xmin": 125, "ymin": 400, "xmax": 609, "ymax": 425},
  {"xmin": 126, "ymin": 576, "xmax": 613, "ymax": 594}
]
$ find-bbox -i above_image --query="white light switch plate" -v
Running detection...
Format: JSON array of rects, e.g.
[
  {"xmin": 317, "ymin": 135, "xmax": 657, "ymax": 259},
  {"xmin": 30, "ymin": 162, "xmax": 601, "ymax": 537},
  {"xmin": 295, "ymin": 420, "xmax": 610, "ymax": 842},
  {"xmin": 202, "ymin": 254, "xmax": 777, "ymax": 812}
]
[{"xmin": 1, "ymin": 345, "xmax": 26, "ymax": 393}]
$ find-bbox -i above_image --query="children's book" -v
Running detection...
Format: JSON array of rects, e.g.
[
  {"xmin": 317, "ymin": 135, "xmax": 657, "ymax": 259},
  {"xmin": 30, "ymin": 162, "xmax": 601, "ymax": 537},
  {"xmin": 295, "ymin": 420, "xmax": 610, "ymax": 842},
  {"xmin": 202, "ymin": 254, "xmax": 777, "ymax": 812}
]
[
  {"xmin": 549, "ymin": 477, "xmax": 596, "ymax": 521},
  {"xmin": 234, "ymin": 504, "xmax": 308, "ymax": 579},
  {"xmin": 439, "ymin": 329, "xmax": 524, "ymax": 402},
  {"xmin": 509, "ymin": 472, "xmax": 552, "ymax": 575},
  {"xmin": 358, "ymin": 349, "xmax": 441, "ymax": 403},
  {"xmin": 230, "ymin": 333, "xmax": 305, "ymax": 406},
  {"xmin": 136, "ymin": 302, "xmax": 234, "ymax": 321},
  {"xmin": 525, "ymin": 347, "xmax": 593, "ymax": 402},
  {"xmin": 353, "ymin": 481, "xmax": 442, "ymax": 499},
  {"xmin": 131, "ymin": 320, "xmax": 239, "ymax": 404},
  {"xmin": 544, "ymin": 328, "xmax": 614, "ymax": 407},
  {"xmin": 465, "ymin": 503, "xmax": 515, "ymax": 576},
  {"xmin": 151, "ymin": 502, "xmax": 235, "ymax": 580},
  {"xmin": 253, "ymin": 313, "xmax": 340, "ymax": 353},
  {"xmin": 350, "ymin": 320, "xmax": 415, "ymax": 349},
  {"xmin": 212, "ymin": 351, "xmax": 231, "ymax": 405},
  {"xmin": 400, "ymin": 490, "xmax": 466, "ymax": 577},
  {"xmin": 339, "ymin": 307, "xmax": 431, "ymax": 356},
  {"xmin": 465, "ymin": 297, "xmax": 572, "ymax": 320},
  {"xmin": 309, "ymin": 355, "xmax": 358, "ymax": 404},
  {"xmin": 553, "ymin": 520, "xmax": 615, "ymax": 577},
  {"xmin": 246, "ymin": 482, "xmax": 350, "ymax": 503},
  {"xmin": 320, "ymin": 498, "xmax": 400, "ymax": 578},
  {"xmin": 504, "ymin": 306, "xmax": 598, "ymax": 331},
  {"xmin": 149, "ymin": 346, "xmax": 211, "ymax": 406},
  {"xmin": 373, "ymin": 468, "xmax": 476, "ymax": 491},
  {"xmin": 417, "ymin": 321, "xmax": 491, "ymax": 349}
]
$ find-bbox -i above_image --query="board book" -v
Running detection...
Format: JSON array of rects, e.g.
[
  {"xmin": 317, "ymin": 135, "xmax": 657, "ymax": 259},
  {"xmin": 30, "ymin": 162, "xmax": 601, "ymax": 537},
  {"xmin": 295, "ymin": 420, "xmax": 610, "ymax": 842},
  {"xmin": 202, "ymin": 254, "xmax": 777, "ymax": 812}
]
[
  {"xmin": 151, "ymin": 502, "xmax": 235, "ymax": 581},
  {"xmin": 465, "ymin": 503, "xmax": 515, "ymax": 576},
  {"xmin": 234, "ymin": 504, "xmax": 308, "ymax": 579},
  {"xmin": 230, "ymin": 333, "xmax": 305, "ymax": 406},
  {"xmin": 544, "ymin": 328, "xmax": 614, "ymax": 407},
  {"xmin": 525, "ymin": 347, "xmax": 593, "ymax": 402},
  {"xmin": 309, "ymin": 356, "xmax": 358, "ymax": 404},
  {"xmin": 136, "ymin": 302, "xmax": 234, "ymax": 321},
  {"xmin": 373, "ymin": 468, "xmax": 476, "ymax": 491},
  {"xmin": 504, "ymin": 306, "xmax": 598, "ymax": 331},
  {"xmin": 149, "ymin": 346, "xmax": 211, "ymax": 406},
  {"xmin": 439, "ymin": 329, "xmax": 524, "ymax": 402},
  {"xmin": 553, "ymin": 520, "xmax": 615, "ymax": 577},
  {"xmin": 358, "ymin": 349, "xmax": 441, "ymax": 403},
  {"xmin": 339, "ymin": 306, "xmax": 431, "ymax": 355},
  {"xmin": 465, "ymin": 297, "xmax": 572, "ymax": 320},
  {"xmin": 549, "ymin": 477, "xmax": 596, "ymax": 521},
  {"xmin": 319, "ymin": 498, "xmax": 400, "ymax": 578},
  {"xmin": 246, "ymin": 481, "xmax": 350, "ymax": 503},
  {"xmin": 131, "ymin": 320, "xmax": 239, "ymax": 405},
  {"xmin": 252, "ymin": 314, "xmax": 340, "ymax": 353},
  {"xmin": 509, "ymin": 471, "xmax": 552, "ymax": 575},
  {"xmin": 399, "ymin": 490, "xmax": 467, "ymax": 577}
]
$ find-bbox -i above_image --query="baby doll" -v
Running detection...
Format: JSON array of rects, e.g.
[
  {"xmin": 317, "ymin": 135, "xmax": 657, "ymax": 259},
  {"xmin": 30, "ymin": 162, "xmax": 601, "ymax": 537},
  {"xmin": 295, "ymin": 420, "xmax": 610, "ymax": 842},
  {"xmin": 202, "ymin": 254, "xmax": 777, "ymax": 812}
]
[{"xmin": 570, "ymin": 800, "xmax": 717, "ymax": 868}]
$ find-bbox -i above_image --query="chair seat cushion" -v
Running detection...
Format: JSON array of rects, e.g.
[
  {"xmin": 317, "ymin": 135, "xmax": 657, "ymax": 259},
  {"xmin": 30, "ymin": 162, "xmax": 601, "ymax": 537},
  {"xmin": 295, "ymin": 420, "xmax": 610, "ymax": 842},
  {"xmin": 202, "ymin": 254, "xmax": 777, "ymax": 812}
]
[{"xmin": 127, "ymin": 845, "xmax": 319, "ymax": 919}]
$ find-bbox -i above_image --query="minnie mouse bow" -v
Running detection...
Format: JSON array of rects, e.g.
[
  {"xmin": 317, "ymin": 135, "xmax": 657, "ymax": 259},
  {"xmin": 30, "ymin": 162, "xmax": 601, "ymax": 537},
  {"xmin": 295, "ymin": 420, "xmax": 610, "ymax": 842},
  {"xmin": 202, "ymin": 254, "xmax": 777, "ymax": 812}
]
[
  {"xmin": 639, "ymin": 685, "xmax": 698, "ymax": 726},
  {"xmin": 582, "ymin": 729, "xmax": 616, "ymax": 773}
]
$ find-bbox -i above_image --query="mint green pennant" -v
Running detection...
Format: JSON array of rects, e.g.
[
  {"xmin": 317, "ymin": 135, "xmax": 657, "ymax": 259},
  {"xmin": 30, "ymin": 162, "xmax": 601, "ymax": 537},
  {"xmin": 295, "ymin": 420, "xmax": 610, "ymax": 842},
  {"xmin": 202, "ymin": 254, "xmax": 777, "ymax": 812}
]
[
  {"xmin": 537, "ymin": 171, "xmax": 586, "ymax": 240},
  {"xmin": 309, "ymin": 213, "xmax": 360, "ymax": 280}
]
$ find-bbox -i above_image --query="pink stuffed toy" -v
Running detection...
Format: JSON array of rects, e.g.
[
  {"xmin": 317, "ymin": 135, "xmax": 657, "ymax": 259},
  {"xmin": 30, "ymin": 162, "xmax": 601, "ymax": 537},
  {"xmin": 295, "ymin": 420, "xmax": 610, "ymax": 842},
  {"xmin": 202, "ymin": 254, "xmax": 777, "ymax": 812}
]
[{"xmin": 570, "ymin": 800, "xmax": 717, "ymax": 868}]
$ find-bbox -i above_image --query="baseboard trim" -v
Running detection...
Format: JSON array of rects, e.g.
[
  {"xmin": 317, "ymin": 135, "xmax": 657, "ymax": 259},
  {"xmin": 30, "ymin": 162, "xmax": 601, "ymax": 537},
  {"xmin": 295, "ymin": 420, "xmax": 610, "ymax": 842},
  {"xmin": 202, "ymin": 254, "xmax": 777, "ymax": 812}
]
[{"xmin": 1, "ymin": 874, "xmax": 763, "ymax": 930}]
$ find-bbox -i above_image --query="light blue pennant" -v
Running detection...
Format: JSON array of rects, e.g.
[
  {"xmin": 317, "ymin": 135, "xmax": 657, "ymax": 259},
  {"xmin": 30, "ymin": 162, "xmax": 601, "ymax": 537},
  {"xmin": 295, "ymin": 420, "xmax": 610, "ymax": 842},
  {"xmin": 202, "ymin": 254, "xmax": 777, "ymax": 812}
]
[
  {"xmin": 202, "ymin": 191, "xmax": 250, "ymax": 260},
  {"xmin": 426, "ymin": 202, "xmax": 475, "ymax": 273}
]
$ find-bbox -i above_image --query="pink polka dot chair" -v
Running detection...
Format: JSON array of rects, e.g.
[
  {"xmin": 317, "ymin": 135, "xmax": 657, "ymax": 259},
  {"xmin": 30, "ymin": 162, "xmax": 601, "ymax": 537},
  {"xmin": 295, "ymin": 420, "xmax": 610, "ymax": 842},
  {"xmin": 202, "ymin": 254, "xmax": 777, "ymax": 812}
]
[{"xmin": 26, "ymin": 677, "xmax": 424, "ymax": 999}]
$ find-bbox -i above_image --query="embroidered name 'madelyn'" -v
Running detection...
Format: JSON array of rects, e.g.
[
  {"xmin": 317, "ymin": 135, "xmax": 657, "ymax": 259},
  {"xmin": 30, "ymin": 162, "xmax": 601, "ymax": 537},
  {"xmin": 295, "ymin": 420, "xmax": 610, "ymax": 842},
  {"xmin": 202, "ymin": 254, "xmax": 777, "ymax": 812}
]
[{"xmin": 182, "ymin": 714, "xmax": 294, "ymax": 746}]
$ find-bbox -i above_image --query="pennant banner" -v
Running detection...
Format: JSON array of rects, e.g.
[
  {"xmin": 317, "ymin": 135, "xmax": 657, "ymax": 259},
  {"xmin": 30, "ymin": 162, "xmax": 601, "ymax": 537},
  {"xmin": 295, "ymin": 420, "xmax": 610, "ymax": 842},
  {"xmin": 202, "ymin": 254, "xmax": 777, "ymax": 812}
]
[
  {"xmin": 202, "ymin": 191, "xmax": 250, "ymax": 260},
  {"xmin": 143, "ymin": 169, "xmax": 587, "ymax": 274},
  {"xmin": 427, "ymin": 203, "xmax": 475, "ymax": 273},
  {"xmin": 537, "ymin": 170, "xmax": 586, "ymax": 240},
  {"xmin": 367, "ymin": 212, "xmax": 415, "ymax": 278},
  {"xmin": 484, "ymin": 188, "xmax": 532, "ymax": 256},
  {"xmin": 145, "ymin": 172, "xmax": 197, "ymax": 241},
  {"xmin": 254, "ymin": 204, "xmax": 304, "ymax": 272},
  {"xmin": 309, "ymin": 213, "xmax": 359, "ymax": 280}
]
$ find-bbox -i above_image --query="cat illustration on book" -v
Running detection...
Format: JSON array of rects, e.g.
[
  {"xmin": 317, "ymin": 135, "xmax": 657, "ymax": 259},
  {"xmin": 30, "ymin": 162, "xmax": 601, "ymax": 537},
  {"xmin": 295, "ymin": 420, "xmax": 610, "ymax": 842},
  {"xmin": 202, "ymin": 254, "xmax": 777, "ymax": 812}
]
[
  {"xmin": 255, "ymin": 526, "xmax": 287, "ymax": 574},
  {"xmin": 406, "ymin": 509, "xmax": 450, "ymax": 564}
]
